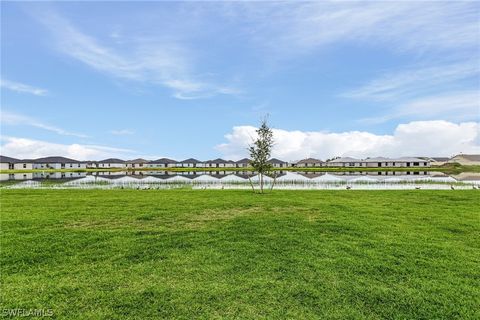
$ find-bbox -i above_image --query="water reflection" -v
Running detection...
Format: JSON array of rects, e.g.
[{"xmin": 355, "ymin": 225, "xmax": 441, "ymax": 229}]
[{"xmin": 1, "ymin": 171, "xmax": 479, "ymax": 190}]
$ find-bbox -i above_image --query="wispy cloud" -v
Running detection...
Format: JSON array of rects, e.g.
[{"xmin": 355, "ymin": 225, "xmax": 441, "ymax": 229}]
[
  {"xmin": 35, "ymin": 10, "xmax": 238, "ymax": 100},
  {"xmin": 0, "ymin": 79, "xmax": 48, "ymax": 96},
  {"xmin": 110, "ymin": 129, "xmax": 134, "ymax": 135},
  {"xmin": 236, "ymin": 1, "xmax": 479, "ymax": 56},
  {"xmin": 1, "ymin": 110, "xmax": 89, "ymax": 138},
  {"xmin": 360, "ymin": 91, "xmax": 480, "ymax": 124},
  {"xmin": 0, "ymin": 136, "xmax": 135, "ymax": 161},
  {"xmin": 343, "ymin": 61, "xmax": 480, "ymax": 101}
]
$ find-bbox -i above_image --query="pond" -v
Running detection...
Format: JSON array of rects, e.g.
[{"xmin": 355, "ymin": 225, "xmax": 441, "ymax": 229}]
[{"xmin": 1, "ymin": 170, "xmax": 479, "ymax": 190}]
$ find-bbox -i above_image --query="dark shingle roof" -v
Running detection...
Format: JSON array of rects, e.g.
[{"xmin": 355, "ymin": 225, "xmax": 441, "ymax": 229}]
[
  {"xmin": 97, "ymin": 158, "xmax": 126, "ymax": 163},
  {"xmin": 267, "ymin": 158, "xmax": 287, "ymax": 164},
  {"xmin": 33, "ymin": 156, "xmax": 81, "ymax": 163},
  {"xmin": 179, "ymin": 158, "xmax": 202, "ymax": 164},
  {"xmin": 126, "ymin": 158, "xmax": 148, "ymax": 164},
  {"xmin": 0, "ymin": 155, "xmax": 21, "ymax": 163},
  {"xmin": 148, "ymin": 158, "xmax": 177, "ymax": 164},
  {"xmin": 235, "ymin": 158, "xmax": 251, "ymax": 164},
  {"xmin": 205, "ymin": 158, "xmax": 228, "ymax": 164}
]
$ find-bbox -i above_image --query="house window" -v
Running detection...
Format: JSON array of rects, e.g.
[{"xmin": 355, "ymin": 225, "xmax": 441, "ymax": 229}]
[
  {"xmin": 23, "ymin": 164, "xmax": 27, "ymax": 168},
  {"xmin": 413, "ymin": 162, "xmax": 419, "ymax": 166}
]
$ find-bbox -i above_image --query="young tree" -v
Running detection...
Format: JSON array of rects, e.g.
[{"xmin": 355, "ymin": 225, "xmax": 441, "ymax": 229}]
[{"xmin": 248, "ymin": 118, "xmax": 274, "ymax": 193}]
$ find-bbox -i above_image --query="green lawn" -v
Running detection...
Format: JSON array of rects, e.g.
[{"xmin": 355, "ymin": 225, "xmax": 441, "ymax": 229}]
[{"xmin": 1, "ymin": 190, "xmax": 479, "ymax": 319}]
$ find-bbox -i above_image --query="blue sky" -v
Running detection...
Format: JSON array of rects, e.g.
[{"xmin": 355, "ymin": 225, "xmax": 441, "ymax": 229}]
[{"xmin": 1, "ymin": 1, "xmax": 479, "ymax": 160}]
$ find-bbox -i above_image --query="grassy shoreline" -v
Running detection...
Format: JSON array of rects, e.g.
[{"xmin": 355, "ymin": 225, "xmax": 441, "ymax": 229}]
[
  {"xmin": 1, "ymin": 189, "xmax": 479, "ymax": 319},
  {"xmin": 1, "ymin": 163, "xmax": 478, "ymax": 174}
]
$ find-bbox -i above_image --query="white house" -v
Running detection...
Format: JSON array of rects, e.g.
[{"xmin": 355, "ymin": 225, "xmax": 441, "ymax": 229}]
[
  {"xmin": 364, "ymin": 157, "xmax": 430, "ymax": 167},
  {"xmin": 178, "ymin": 158, "xmax": 204, "ymax": 168},
  {"xmin": 267, "ymin": 158, "xmax": 288, "ymax": 168},
  {"xmin": 32, "ymin": 156, "xmax": 86, "ymax": 170},
  {"xmin": 96, "ymin": 158, "xmax": 127, "ymax": 169},
  {"xmin": 126, "ymin": 159, "xmax": 149, "ymax": 169},
  {"xmin": 147, "ymin": 158, "xmax": 178, "ymax": 168},
  {"xmin": 327, "ymin": 157, "xmax": 364, "ymax": 167},
  {"xmin": 235, "ymin": 158, "xmax": 251, "ymax": 168},
  {"xmin": 0, "ymin": 156, "xmax": 33, "ymax": 170},
  {"xmin": 295, "ymin": 158, "xmax": 324, "ymax": 167},
  {"xmin": 204, "ymin": 159, "xmax": 235, "ymax": 168}
]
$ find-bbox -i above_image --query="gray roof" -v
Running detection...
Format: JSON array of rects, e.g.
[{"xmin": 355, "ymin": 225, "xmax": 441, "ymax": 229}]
[
  {"xmin": 363, "ymin": 157, "xmax": 427, "ymax": 162},
  {"xmin": 148, "ymin": 158, "xmax": 177, "ymax": 164},
  {"xmin": 451, "ymin": 154, "xmax": 480, "ymax": 161},
  {"xmin": 267, "ymin": 158, "xmax": 287, "ymax": 164},
  {"xmin": 33, "ymin": 156, "xmax": 81, "ymax": 163},
  {"xmin": 235, "ymin": 158, "xmax": 251, "ymax": 164},
  {"xmin": 179, "ymin": 158, "xmax": 202, "ymax": 164},
  {"xmin": 329, "ymin": 157, "xmax": 361, "ymax": 163},
  {"xmin": 0, "ymin": 155, "xmax": 21, "ymax": 163},
  {"xmin": 296, "ymin": 158, "xmax": 323, "ymax": 164},
  {"xmin": 205, "ymin": 158, "xmax": 230, "ymax": 164},
  {"xmin": 97, "ymin": 158, "xmax": 126, "ymax": 163},
  {"xmin": 394, "ymin": 157, "xmax": 428, "ymax": 162},
  {"xmin": 363, "ymin": 157, "xmax": 389, "ymax": 162},
  {"xmin": 430, "ymin": 157, "xmax": 450, "ymax": 162},
  {"xmin": 126, "ymin": 158, "xmax": 148, "ymax": 164}
]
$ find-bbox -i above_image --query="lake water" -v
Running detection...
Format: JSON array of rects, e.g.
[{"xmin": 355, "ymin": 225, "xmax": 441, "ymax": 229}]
[{"xmin": 2, "ymin": 171, "xmax": 479, "ymax": 190}]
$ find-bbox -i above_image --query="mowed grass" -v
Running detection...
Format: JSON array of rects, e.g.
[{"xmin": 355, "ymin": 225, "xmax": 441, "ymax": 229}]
[{"xmin": 1, "ymin": 190, "xmax": 479, "ymax": 319}]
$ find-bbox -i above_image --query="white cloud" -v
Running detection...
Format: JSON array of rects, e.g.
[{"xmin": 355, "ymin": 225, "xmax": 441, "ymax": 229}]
[
  {"xmin": 1, "ymin": 110, "xmax": 89, "ymax": 138},
  {"xmin": 36, "ymin": 10, "xmax": 238, "ymax": 99},
  {"xmin": 216, "ymin": 121, "xmax": 480, "ymax": 161},
  {"xmin": 0, "ymin": 136, "xmax": 135, "ymax": 161},
  {"xmin": 110, "ymin": 129, "xmax": 134, "ymax": 135},
  {"xmin": 0, "ymin": 79, "xmax": 48, "ymax": 96}
]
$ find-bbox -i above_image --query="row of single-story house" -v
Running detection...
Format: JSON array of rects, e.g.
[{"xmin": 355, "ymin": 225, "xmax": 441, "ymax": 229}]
[
  {"xmin": 2, "ymin": 154, "xmax": 479, "ymax": 170},
  {"xmin": 0, "ymin": 156, "xmax": 86, "ymax": 170},
  {"xmin": 291, "ymin": 156, "xmax": 431, "ymax": 168},
  {"xmin": 89, "ymin": 158, "xmax": 289, "ymax": 168}
]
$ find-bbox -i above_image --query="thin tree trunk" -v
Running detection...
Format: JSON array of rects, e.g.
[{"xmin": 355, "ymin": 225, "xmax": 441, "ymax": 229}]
[
  {"xmin": 260, "ymin": 173, "xmax": 263, "ymax": 194},
  {"xmin": 270, "ymin": 172, "xmax": 277, "ymax": 191},
  {"xmin": 248, "ymin": 176, "xmax": 255, "ymax": 192}
]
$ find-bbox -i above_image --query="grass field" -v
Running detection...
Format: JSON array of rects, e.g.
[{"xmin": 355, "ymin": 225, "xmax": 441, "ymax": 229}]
[{"xmin": 1, "ymin": 190, "xmax": 479, "ymax": 319}]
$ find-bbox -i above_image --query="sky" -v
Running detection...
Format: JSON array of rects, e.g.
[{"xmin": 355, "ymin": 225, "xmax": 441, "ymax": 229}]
[{"xmin": 1, "ymin": 1, "xmax": 479, "ymax": 161}]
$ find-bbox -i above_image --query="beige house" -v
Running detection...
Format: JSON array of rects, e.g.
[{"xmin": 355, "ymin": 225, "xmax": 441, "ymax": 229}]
[{"xmin": 449, "ymin": 154, "xmax": 480, "ymax": 165}]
